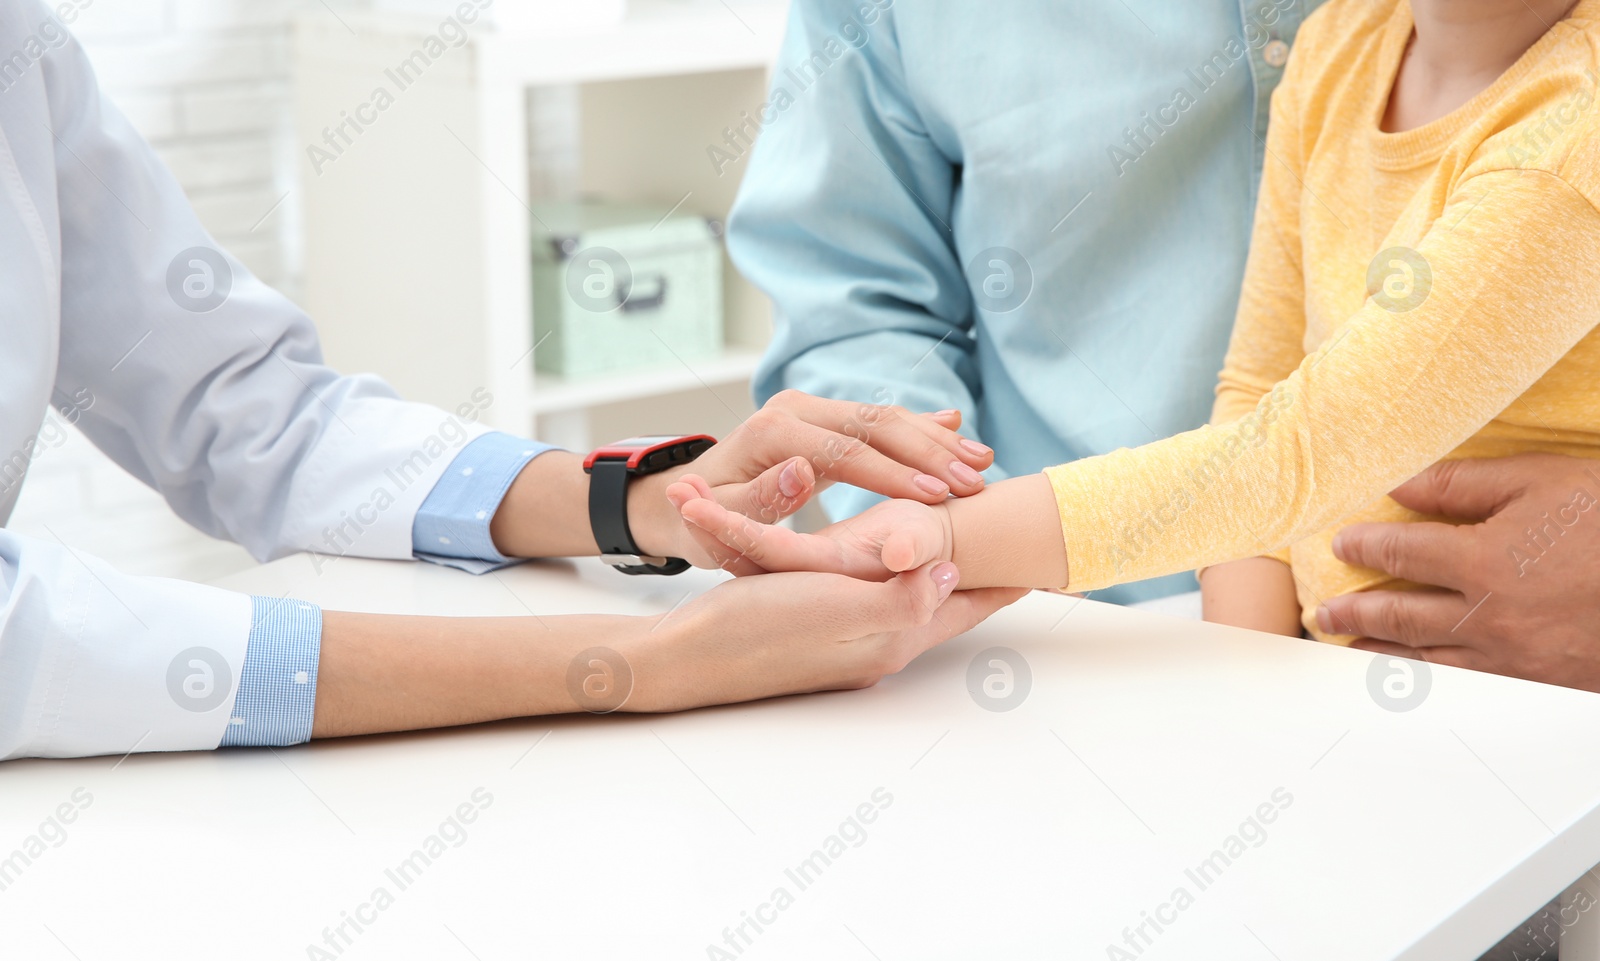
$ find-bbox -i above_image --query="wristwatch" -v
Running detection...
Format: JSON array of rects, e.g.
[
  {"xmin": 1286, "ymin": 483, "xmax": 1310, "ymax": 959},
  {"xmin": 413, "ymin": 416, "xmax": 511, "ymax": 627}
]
[{"xmin": 583, "ymin": 434, "xmax": 717, "ymax": 575}]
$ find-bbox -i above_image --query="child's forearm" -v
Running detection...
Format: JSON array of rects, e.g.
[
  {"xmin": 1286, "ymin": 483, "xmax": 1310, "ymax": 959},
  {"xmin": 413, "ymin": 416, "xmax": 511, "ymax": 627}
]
[
  {"xmin": 941, "ymin": 474, "xmax": 1070, "ymax": 589},
  {"xmin": 1199, "ymin": 557, "xmax": 1303, "ymax": 636}
]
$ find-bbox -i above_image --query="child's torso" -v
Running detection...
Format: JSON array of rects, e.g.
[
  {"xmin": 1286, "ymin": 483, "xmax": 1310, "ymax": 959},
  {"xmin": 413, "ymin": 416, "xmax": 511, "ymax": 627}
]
[{"xmin": 1288, "ymin": 0, "xmax": 1600, "ymax": 638}]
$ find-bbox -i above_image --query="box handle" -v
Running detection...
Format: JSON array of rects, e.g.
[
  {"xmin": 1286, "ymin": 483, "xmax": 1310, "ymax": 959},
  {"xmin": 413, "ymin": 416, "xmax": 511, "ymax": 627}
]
[{"xmin": 620, "ymin": 274, "xmax": 668, "ymax": 313}]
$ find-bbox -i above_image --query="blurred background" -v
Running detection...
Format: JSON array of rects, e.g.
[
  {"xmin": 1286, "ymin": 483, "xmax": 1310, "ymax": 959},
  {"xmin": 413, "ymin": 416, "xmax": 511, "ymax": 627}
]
[{"xmin": 13, "ymin": 0, "xmax": 791, "ymax": 580}]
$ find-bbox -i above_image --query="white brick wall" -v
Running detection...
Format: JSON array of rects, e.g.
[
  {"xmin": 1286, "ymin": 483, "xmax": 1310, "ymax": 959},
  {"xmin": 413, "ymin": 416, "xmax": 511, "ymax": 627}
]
[
  {"xmin": 6, "ymin": 0, "xmax": 333, "ymax": 581},
  {"xmin": 69, "ymin": 1, "xmax": 584, "ymax": 296},
  {"xmin": 70, "ymin": 0, "xmax": 318, "ymax": 296}
]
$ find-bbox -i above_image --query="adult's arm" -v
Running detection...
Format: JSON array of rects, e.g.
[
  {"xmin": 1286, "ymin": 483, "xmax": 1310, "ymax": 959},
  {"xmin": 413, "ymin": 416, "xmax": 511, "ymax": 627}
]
[
  {"xmin": 313, "ymin": 564, "xmax": 1025, "ymax": 736},
  {"xmin": 4, "ymin": 14, "xmax": 525, "ymax": 759},
  {"xmin": 2, "ymin": 10, "xmax": 452, "ymax": 759},
  {"xmin": 1, "ymin": 13, "xmax": 1001, "ymax": 758},
  {"xmin": 727, "ymin": 0, "xmax": 989, "ymax": 520},
  {"xmin": 45, "ymin": 25, "xmax": 477, "ymax": 565}
]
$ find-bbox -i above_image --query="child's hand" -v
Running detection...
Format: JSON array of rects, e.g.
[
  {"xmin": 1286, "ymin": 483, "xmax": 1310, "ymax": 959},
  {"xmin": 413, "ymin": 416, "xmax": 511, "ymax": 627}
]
[{"xmin": 665, "ymin": 477, "xmax": 954, "ymax": 579}]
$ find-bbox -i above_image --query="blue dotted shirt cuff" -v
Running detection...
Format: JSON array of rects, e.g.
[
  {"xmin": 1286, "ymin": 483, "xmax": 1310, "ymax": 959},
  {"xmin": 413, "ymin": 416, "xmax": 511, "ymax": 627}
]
[
  {"xmin": 220, "ymin": 596, "xmax": 322, "ymax": 748},
  {"xmin": 412, "ymin": 432, "xmax": 560, "ymax": 574}
]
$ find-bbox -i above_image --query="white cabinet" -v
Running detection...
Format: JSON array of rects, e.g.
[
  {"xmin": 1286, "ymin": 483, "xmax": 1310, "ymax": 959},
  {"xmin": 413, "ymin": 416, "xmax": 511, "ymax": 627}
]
[{"xmin": 292, "ymin": 1, "xmax": 789, "ymax": 448}]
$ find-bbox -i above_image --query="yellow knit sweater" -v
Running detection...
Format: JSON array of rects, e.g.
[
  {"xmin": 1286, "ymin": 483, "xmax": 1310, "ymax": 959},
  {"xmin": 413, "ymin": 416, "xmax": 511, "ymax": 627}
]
[{"xmin": 1044, "ymin": 0, "xmax": 1600, "ymax": 642}]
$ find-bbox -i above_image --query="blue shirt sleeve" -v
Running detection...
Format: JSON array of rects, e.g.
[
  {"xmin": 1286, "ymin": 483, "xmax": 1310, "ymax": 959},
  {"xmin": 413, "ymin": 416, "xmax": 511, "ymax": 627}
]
[
  {"xmin": 220, "ymin": 595, "xmax": 322, "ymax": 748},
  {"xmin": 411, "ymin": 432, "xmax": 561, "ymax": 573}
]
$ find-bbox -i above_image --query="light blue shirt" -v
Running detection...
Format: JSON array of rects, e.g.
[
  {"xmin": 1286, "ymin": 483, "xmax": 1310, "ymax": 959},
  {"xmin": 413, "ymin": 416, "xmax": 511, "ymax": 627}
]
[
  {"xmin": 729, "ymin": 0, "xmax": 1325, "ymax": 604},
  {"xmin": 222, "ymin": 433, "xmax": 556, "ymax": 748}
]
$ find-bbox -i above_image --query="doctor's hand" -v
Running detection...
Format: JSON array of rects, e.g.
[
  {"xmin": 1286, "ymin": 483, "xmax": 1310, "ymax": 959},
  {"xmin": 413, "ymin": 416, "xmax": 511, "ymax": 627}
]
[
  {"xmin": 624, "ymin": 563, "xmax": 1028, "ymax": 712},
  {"xmin": 312, "ymin": 563, "xmax": 1029, "ymax": 738},
  {"xmin": 629, "ymin": 391, "xmax": 988, "ymax": 567},
  {"xmin": 1320, "ymin": 454, "xmax": 1600, "ymax": 692},
  {"xmin": 491, "ymin": 390, "xmax": 992, "ymax": 565},
  {"xmin": 665, "ymin": 490, "xmax": 953, "ymax": 578}
]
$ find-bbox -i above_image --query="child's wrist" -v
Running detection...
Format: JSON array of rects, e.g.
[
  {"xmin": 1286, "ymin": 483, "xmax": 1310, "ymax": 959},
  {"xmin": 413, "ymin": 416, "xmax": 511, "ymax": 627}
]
[
  {"xmin": 941, "ymin": 474, "xmax": 1068, "ymax": 590},
  {"xmin": 929, "ymin": 500, "xmax": 957, "ymax": 565}
]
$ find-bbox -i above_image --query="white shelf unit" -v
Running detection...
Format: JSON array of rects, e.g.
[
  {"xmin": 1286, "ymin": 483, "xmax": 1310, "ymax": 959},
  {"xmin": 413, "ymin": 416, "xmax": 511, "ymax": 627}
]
[{"xmin": 291, "ymin": 1, "xmax": 788, "ymax": 449}]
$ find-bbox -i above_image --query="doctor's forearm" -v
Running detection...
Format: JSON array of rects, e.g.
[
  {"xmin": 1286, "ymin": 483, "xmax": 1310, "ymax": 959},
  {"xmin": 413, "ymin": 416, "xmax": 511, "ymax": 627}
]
[
  {"xmin": 486, "ymin": 451, "xmax": 684, "ymax": 560},
  {"xmin": 487, "ymin": 451, "xmax": 596, "ymax": 558},
  {"xmin": 311, "ymin": 609, "xmax": 641, "ymax": 737}
]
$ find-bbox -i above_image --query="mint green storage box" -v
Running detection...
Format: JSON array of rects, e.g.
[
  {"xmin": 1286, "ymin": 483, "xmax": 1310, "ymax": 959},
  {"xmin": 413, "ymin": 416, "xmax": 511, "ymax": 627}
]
[{"xmin": 530, "ymin": 202, "xmax": 724, "ymax": 379}]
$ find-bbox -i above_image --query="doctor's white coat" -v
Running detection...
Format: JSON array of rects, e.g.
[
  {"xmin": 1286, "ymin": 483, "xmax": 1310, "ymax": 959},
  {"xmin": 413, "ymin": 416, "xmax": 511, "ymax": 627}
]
[{"xmin": 0, "ymin": 2, "xmax": 489, "ymax": 759}]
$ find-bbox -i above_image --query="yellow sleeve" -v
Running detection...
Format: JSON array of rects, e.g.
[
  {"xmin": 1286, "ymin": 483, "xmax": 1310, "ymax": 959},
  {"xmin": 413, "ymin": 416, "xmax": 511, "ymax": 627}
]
[
  {"xmin": 1211, "ymin": 64, "xmax": 1309, "ymax": 428},
  {"xmin": 1046, "ymin": 169, "xmax": 1600, "ymax": 592},
  {"xmin": 1207, "ymin": 53, "xmax": 1312, "ymax": 569}
]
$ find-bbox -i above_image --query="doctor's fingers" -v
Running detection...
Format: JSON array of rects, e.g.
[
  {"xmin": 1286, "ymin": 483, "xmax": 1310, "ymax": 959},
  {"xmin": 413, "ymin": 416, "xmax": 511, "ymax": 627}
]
[
  {"xmin": 843, "ymin": 568, "xmax": 1029, "ymax": 682},
  {"xmin": 741, "ymin": 393, "xmax": 989, "ymax": 500}
]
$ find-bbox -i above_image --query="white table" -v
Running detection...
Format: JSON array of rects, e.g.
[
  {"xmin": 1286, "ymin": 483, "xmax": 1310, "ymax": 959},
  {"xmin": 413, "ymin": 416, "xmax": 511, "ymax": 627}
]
[{"xmin": 3, "ymin": 553, "xmax": 1600, "ymax": 960}]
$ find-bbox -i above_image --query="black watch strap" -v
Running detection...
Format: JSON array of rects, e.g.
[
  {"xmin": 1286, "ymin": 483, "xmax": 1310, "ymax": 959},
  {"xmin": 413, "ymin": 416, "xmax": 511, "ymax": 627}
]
[{"xmin": 587, "ymin": 459, "xmax": 690, "ymax": 576}]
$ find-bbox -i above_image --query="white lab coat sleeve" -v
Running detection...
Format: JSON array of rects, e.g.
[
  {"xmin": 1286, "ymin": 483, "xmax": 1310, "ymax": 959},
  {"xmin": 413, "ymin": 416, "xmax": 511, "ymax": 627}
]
[
  {"xmin": 0, "ymin": 12, "xmax": 497, "ymax": 759},
  {"xmin": 0, "ymin": 530, "xmax": 253, "ymax": 760},
  {"xmin": 42, "ymin": 21, "xmax": 487, "ymax": 563}
]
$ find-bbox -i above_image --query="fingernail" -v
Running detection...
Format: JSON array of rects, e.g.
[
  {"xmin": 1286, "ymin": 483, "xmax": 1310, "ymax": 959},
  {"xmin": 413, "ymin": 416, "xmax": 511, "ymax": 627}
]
[
  {"xmin": 932, "ymin": 562, "xmax": 960, "ymax": 599},
  {"xmin": 913, "ymin": 473, "xmax": 950, "ymax": 496},
  {"xmin": 1330, "ymin": 532, "xmax": 1346, "ymax": 559},
  {"xmin": 959, "ymin": 438, "xmax": 991, "ymax": 457},
  {"xmin": 1315, "ymin": 605, "xmax": 1332, "ymax": 633},
  {"xmin": 950, "ymin": 461, "xmax": 983, "ymax": 487},
  {"xmin": 932, "ymin": 408, "xmax": 958, "ymax": 417},
  {"xmin": 779, "ymin": 461, "xmax": 805, "ymax": 499}
]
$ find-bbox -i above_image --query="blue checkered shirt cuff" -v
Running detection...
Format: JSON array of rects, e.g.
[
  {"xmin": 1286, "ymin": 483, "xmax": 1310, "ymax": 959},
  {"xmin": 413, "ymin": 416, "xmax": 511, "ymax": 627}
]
[
  {"xmin": 220, "ymin": 596, "xmax": 322, "ymax": 748},
  {"xmin": 412, "ymin": 432, "xmax": 560, "ymax": 574}
]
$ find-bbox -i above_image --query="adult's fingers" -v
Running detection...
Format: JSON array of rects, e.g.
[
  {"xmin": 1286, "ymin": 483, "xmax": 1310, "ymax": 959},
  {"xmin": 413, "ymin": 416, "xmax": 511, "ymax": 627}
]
[
  {"xmin": 1317, "ymin": 588, "xmax": 1471, "ymax": 648},
  {"xmin": 907, "ymin": 586, "xmax": 1030, "ymax": 653},
  {"xmin": 760, "ymin": 391, "xmax": 992, "ymax": 497},
  {"xmin": 1347, "ymin": 637, "xmax": 1482, "ymax": 672},
  {"xmin": 737, "ymin": 566, "xmax": 1024, "ymax": 689},
  {"xmin": 1387, "ymin": 456, "xmax": 1532, "ymax": 521},
  {"xmin": 859, "ymin": 561, "xmax": 953, "ymax": 633},
  {"xmin": 769, "ymin": 390, "xmax": 989, "ymax": 469},
  {"xmin": 860, "ymin": 568, "xmax": 1028, "ymax": 673},
  {"xmin": 766, "ymin": 563, "xmax": 950, "ymax": 644},
  {"xmin": 1331, "ymin": 520, "xmax": 1479, "ymax": 591},
  {"xmin": 735, "ymin": 414, "xmax": 953, "ymax": 504}
]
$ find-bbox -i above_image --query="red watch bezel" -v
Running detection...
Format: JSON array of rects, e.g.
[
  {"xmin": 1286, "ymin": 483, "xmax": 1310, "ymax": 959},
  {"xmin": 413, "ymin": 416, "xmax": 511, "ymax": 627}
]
[{"xmin": 583, "ymin": 434, "xmax": 718, "ymax": 472}]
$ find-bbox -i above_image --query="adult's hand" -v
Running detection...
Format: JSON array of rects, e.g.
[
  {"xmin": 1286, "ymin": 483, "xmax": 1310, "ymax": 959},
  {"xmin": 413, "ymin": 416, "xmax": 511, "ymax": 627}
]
[
  {"xmin": 1317, "ymin": 454, "xmax": 1600, "ymax": 691},
  {"xmin": 625, "ymin": 563, "xmax": 1028, "ymax": 712},
  {"xmin": 489, "ymin": 391, "xmax": 991, "ymax": 563},
  {"xmin": 624, "ymin": 390, "xmax": 991, "ymax": 565},
  {"xmin": 314, "ymin": 563, "xmax": 1027, "ymax": 738},
  {"xmin": 489, "ymin": 391, "xmax": 992, "ymax": 565}
]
